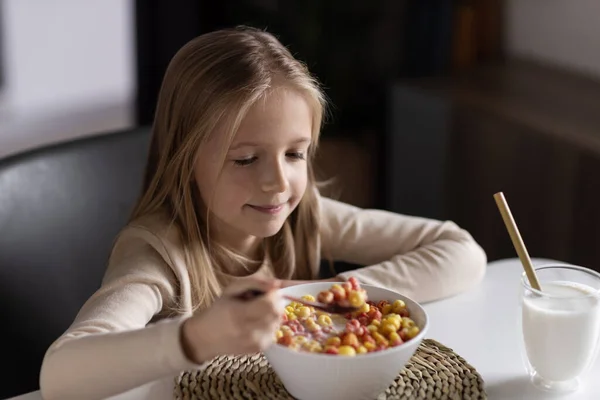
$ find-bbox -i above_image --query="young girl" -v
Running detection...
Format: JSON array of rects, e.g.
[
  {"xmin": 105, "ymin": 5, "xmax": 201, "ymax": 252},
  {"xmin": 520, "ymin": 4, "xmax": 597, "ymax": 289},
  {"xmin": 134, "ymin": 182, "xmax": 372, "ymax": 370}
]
[{"xmin": 39, "ymin": 26, "xmax": 486, "ymax": 400}]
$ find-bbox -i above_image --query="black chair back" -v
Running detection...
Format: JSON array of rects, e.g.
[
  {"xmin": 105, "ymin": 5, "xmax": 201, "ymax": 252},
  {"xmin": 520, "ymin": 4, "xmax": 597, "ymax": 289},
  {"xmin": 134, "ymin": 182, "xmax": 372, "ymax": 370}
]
[{"xmin": 0, "ymin": 127, "xmax": 151, "ymax": 398}]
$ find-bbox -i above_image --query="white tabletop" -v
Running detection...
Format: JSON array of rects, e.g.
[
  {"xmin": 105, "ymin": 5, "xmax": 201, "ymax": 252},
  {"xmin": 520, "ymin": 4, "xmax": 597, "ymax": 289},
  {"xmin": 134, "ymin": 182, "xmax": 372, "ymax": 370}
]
[
  {"xmin": 426, "ymin": 257, "xmax": 600, "ymax": 399},
  {"xmin": 9, "ymin": 257, "xmax": 600, "ymax": 400}
]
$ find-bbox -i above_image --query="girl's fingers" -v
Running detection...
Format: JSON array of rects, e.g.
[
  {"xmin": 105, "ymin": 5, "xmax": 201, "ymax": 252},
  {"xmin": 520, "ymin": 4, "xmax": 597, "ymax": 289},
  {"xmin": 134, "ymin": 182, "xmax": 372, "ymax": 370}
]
[{"xmin": 240, "ymin": 293, "xmax": 283, "ymax": 322}]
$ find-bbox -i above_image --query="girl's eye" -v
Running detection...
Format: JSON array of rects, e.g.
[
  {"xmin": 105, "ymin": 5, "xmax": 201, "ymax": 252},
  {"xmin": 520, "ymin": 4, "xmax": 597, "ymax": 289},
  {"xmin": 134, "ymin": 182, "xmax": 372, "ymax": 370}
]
[
  {"xmin": 233, "ymin": 157, "xmax": 257, "ymax": 166},
  {"xmin": 233, "ymin": 152, "xmax": 305, "ymax": 166},
  {"xmin": 287, "ymin": 152, "xmax": 306, "ymax": 160}
]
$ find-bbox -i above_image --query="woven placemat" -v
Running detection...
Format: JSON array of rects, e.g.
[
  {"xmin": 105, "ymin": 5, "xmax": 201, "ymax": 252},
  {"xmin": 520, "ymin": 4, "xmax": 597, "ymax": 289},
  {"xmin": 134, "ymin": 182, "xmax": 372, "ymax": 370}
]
[{"xmin": 174, "ymin": 338, "xmax": 486, "ymax": 400}]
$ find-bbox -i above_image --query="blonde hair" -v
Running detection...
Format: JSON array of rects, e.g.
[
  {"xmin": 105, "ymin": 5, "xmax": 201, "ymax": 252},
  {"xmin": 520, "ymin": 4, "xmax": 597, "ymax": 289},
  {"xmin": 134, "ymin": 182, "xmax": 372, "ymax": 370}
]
[{"xmin": 130, "ymin": 26, "xmax": 327, "ymax": 311}]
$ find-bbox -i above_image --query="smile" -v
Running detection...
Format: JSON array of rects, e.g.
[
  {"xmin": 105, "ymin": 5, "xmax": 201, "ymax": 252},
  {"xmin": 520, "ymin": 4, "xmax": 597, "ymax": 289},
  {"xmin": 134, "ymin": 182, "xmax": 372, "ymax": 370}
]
[{"xmin": 247, "ymin": 203, "xmax": 286, "ymax": 215}]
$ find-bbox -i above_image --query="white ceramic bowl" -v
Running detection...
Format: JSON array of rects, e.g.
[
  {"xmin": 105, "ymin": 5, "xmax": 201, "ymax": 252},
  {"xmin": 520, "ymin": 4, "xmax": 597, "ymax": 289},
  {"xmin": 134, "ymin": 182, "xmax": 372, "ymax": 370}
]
[{"xmin": 263, "ymin": 282, "xmax": 429, "ymax": 400}]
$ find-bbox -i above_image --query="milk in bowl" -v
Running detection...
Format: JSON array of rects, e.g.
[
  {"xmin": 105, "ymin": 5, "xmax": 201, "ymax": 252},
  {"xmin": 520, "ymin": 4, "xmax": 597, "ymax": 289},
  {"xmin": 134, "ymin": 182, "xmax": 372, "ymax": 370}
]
[{"xmin": 520, "ymin": 265, "xmax": 600, "ymax": 393}]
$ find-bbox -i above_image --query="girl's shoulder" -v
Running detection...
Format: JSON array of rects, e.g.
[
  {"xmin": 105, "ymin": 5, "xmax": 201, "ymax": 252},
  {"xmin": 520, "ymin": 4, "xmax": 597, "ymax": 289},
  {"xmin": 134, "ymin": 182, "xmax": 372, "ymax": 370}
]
[
  {"xmin": 118, "ymin": 210, "xmax": 182, "ymax": 248},
  {"xmin": 109, "ymin": 208, "xmax": 187, "ymax": 269}
]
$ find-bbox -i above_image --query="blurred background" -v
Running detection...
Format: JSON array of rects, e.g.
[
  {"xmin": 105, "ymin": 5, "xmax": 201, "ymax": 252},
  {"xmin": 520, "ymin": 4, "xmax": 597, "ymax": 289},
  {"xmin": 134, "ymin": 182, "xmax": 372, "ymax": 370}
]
[{"xmin": 1, "ymin": 0, "xmax": 600, "ymax": 269}]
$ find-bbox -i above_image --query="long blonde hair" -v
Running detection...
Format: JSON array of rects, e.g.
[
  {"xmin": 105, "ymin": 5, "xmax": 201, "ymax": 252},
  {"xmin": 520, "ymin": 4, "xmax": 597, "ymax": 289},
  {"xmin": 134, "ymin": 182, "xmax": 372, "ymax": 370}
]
[{"xmin": 130, "ymin": 26, "xmax": 327, "ymax": 311}]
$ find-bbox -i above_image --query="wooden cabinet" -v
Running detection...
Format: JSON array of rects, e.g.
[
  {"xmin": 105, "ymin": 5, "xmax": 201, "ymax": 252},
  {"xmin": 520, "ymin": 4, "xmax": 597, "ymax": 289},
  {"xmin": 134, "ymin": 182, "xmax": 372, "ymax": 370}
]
[{"xmin": 394, "ymin": 60, "xmax": 600, "ymax": 270}]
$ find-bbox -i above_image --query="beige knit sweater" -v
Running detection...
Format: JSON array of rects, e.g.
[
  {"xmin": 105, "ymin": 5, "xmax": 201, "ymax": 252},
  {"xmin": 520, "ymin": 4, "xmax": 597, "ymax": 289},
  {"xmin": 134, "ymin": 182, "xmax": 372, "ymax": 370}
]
[{"xmin": 39, "ymin": 196, "xmax": 487, "ymax": 400}]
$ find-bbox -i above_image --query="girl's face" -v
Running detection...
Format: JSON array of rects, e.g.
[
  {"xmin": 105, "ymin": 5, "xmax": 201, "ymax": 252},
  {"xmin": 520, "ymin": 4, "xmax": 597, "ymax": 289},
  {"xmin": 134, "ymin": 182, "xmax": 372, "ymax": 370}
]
[{"xmin": 194, "ymin": 88, "xmax": 313, "ymax": 254}]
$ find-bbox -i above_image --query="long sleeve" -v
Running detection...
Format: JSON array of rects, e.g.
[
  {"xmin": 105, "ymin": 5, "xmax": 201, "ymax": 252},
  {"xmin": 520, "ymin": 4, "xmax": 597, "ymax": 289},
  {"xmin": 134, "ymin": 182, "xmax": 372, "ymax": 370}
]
[
  {"xmin": 39, "ymin": 227, "xmax": 203, "ymax": 400},
  {"xmin": 319, "ymin": 197, "xmax": 487, "ymax": 303}
]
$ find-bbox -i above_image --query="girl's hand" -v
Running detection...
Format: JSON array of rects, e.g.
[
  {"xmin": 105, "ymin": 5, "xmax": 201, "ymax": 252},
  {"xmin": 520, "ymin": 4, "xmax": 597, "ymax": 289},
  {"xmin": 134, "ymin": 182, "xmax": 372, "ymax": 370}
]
[{"xmin": 180, "ymin": 278, "xmax": 284, "ymax": 364}]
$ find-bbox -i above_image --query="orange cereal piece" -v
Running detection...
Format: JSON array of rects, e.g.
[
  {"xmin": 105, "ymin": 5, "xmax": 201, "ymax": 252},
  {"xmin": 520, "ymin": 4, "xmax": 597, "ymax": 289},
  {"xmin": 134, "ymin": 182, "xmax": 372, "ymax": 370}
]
[
  {"xmin": 317, "ymin": 290, "xmax": 334, "ymax": 304},
  {"xmin": 342, "ymin": 282, "xmax": 353, "ymax": 293},
  {"xmin": 330, "ymin": 284, "xmax": 346, "ymax": 301},
  {"xmin": 341, "ymin": 332, "xmax": 359, "ymax": 348},
  {"xmin": 377, "ymin": 300, "xmax": 389, "ymax": 309}
]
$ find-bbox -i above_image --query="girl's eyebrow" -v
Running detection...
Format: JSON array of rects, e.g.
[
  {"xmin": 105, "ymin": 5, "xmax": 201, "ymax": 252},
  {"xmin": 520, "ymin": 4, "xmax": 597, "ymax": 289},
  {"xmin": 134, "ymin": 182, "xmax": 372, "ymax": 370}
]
[{"xmin": 229, "ymin": 137, "xmax": 311, "ymax": 151}]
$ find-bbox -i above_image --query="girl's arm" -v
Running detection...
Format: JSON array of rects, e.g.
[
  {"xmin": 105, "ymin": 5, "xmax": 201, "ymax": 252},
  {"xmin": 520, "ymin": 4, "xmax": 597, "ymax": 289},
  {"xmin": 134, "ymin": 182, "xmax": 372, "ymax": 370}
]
[
  {"xmin": 280, "ymin": 277, "xmax": 338, "ymax": 288},
  {"xmin": 319, "ymin": 197, "xmax": 487, "ymax": 303},
  {"xmin": 39, "ymin": 231, "xmax": 203, "ymax": 400}
]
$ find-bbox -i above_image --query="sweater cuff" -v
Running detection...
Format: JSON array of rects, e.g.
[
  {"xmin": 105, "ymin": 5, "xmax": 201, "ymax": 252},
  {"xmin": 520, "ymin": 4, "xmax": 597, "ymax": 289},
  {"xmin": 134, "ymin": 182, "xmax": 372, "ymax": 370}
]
[{"xmin": 156, "ymin": 316, "xmax": 210, "ymax": 372}]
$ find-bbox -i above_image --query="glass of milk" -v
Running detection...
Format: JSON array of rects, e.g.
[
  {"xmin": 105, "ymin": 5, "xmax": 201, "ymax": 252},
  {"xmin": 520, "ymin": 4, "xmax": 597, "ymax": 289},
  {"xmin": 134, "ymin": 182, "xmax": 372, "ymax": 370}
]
[{"xmin": 518, "ymin": 264, "xmax": 600, "ymax": 393}]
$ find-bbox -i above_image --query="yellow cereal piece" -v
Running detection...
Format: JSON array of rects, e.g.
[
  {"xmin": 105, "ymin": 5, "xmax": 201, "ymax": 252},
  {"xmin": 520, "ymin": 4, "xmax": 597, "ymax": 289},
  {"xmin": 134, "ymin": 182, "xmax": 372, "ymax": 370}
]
[
  {"xmin": 317, "ymin": 314, "xmax": 332, "ymax": 327},
  {"xmin": 386, "ymin": 314, "xmax": 396, "ymax": 323},
  {"xmin": 367, "ymin": 324, "xmax": 378, "ymax": 333},
  {"xmin": 407, "ymin": 326, "xmax": 420, "ymax": 339},
  {"xmin": 357, "ymin": 345, "xmax": 368, "ymax": 354},
  {"xmin": 293, "ymin": 336, "xmax": 307, "ymax": 344},
  {"xmin": 401, "ymin": 317, "xmax": 415, "ymax": 329},
  {"xmin": 388, "ymin": 319, "xmax": 401, "ymax": 331},
  {"xmin": 338, "ymin": 345, "xmax": 356, "ymax": 356},
  {"xmin": 285, "ymin": 306, "xmax": 295, "ymax": 314},
  {"xmin": 392, "ymin": 299, "xmax": 406, "ymax": 313},
  {"xmin": 326, "ymin": 336, "xmax": 341, "ymax": 347},
  {"xmin": 393, "ymin": 299, "xmax": 406, "ymax": 308},
  {"xmin": 296, "ymin": 306, "xmax": 311, "ymax": 319},
  {"xmin": 364, "ymin": 341, "xmax": 377, "ymax": 352},
  {"xmin": 275, "ymin": 330, "xmax": 284, "ymax": 339},
  {"xmin": 389, "ymin": 332, "xmax": 401, "ymax": 342},
  {"xmin": 307, "ymin": 341, "xmax": 323, "ymax": 353},
  {"xmin": 382, "ymin": 304, "xmax": 393, "ymax": 315},
  {"xmin": 306, "ymin": 322, "xmax": 321, "ymax": 333},
  {"xmin": 380, "ymin": 323, "xmax": 397, "ymax": 336},
  {"xmin": 372, "ymin": 332, "xmax": 388, "ymax": 346},
  {"xmin": 301, "ymin": 294, "xmax": 316, "ymax": 302},
  {"xmin": 359, "ymin": 303, "xmax": 370, "ymax": 313},
  {"xmin": 287, "ymin": 313, "xmax": 297, "ymax": 321},
  {"xmin": 289, "ymin": 301, "xmax": 301, "ymax": 309},
  {"xmin": 302, "ymin": 339, "xmax": 318, "ymax": 350},
  {"xmin": 348, "ymin": 290, "xmax": 365, "ymax": 307}
]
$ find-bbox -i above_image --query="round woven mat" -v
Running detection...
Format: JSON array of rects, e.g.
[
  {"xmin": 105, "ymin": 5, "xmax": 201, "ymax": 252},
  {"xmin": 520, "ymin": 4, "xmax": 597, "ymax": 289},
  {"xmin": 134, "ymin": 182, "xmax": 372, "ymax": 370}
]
[{"xmin": 174, "ymin": 338, "xmax": 486, "ymax": 400}]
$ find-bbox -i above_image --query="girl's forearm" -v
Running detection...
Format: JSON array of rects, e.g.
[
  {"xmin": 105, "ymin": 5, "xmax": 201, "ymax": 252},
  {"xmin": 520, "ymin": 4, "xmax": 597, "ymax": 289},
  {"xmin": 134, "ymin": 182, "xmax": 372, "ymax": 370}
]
[{"xmin": 280, "ymin": 277, "xmax": 341, "ymax": 288}]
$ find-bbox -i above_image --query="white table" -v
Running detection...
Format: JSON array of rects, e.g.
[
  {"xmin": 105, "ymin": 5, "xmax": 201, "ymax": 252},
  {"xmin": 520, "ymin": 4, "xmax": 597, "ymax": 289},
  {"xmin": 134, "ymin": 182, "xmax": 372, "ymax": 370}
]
[
  {"xmin": 9, "ymin": 258, "xmax": 600, "ymax": 400},
  {"xmin": 425, "ymin": 257, "xmax": 600, "ymax": 400}
]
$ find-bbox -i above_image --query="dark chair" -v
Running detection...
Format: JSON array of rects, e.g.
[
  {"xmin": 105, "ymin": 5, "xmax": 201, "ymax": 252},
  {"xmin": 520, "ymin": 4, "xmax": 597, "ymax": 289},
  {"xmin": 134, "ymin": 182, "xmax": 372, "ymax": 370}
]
[{"xmin": 0, "ymin": 127, "xmax": 151, "ymax": 399}]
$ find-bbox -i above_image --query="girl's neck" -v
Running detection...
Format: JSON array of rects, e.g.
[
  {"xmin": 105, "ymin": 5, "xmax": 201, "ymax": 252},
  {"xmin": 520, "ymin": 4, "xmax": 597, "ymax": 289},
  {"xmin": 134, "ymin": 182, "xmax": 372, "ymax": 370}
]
[
  {"xmin": 213, "ymin": 236, "xmax": 265, "ymax": 278},
  {"xmin": 231, "ymin": 235, "xmax": 264, "ymax": 262},
  {"xmin": 199, "ymin": 205, "xmax": 264, "ymax": 261},
  {"xmin": 211, "ymin": 224, "xmax": 264, "ymax": 262}
]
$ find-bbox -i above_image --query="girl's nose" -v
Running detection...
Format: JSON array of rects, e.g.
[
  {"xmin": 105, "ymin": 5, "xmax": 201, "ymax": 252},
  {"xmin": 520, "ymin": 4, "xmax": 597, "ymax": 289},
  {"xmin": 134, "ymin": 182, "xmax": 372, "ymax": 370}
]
[{"xmin": 260, "ymin": 159, "xmax": 288, "ymax": 193}]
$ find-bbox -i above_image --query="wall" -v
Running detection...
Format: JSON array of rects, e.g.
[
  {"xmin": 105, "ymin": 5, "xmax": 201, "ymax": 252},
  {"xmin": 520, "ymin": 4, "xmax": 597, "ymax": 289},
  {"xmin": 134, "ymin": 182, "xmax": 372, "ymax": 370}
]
[
  {"xmin": 3, "ymin": 1, "xmax": 598, "ymax": 158},
  {"xmin": 0, "ymin": 0, "xmax": 135, "ymax": 158},
  {"xmin": 506, "ymin": 0, "xmax": 600, "ymax": 79}
]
